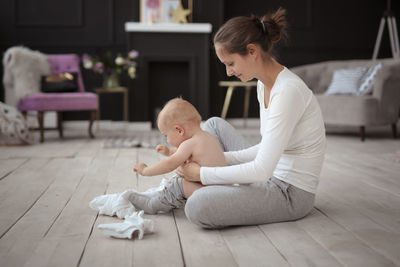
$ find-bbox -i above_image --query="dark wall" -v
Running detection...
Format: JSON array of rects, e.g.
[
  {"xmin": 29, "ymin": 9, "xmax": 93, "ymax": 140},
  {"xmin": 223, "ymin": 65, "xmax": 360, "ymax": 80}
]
[{"xmin": 1, "ymin": 0, "xmax": 399, "ymax": 119}]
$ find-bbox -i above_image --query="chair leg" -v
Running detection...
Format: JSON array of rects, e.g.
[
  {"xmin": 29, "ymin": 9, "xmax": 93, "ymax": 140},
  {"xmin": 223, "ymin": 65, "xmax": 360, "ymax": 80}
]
[
  {"xmin": 392, "ymin": 123, "xmax": 397, "ymax": 139},
  {"xmin": 57, "ymin": 112, "xmax": 64, "ymax": 138},
  {"xmin": 221, "ymin": 86, "xmax": 235, "ymax": 119},
  {"xmin": 360, "ymin": 126, "xmax": 365, "ymax": 142},
  {"xmin": 243, "ymin": 86, "xmax": 251, "ymax": 128},
  {"xmin": 37, "ymin": 111, "xmax": 44, "ymax": 143},
  {"xmin": 89, "ymin": 110, "xmax": 96, "ymax": 139}
]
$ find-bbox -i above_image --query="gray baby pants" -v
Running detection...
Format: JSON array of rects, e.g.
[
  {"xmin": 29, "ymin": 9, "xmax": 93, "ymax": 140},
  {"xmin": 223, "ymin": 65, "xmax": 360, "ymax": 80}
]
[{"xmin": 184, "ymin": 117, "xmax": 315, "ymax": 229}]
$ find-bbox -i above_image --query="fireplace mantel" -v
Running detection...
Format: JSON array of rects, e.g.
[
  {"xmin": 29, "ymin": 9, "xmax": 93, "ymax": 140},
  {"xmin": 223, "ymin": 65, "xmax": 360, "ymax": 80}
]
[
  {"xmin": 125, "ymin": 22, "xmax": 212, "ymax": 122},
  {"xmin": 125, "ymin": 22, "xmax": 212, "ymax": 33}
]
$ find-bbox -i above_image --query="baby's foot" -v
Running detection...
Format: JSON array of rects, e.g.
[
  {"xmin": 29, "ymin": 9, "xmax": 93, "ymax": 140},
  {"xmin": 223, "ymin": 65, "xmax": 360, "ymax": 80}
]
[
  {"xmin": 125, "ymin": 177, "xmax": 186, "ymax": 214},
  {"xmin": 126, "ymin": 191, "xmax": 172, "ymax": 214}
]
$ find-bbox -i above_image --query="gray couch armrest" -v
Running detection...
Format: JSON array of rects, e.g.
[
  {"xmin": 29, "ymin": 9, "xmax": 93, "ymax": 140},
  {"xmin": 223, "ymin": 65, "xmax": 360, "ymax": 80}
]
[
  {"xmin": 291, "ymin": 62, "xmax": 333, "ymax": 94},
  {"xmin": 373, "ymin": 62, "xmax": 400, "ymax": 121}
]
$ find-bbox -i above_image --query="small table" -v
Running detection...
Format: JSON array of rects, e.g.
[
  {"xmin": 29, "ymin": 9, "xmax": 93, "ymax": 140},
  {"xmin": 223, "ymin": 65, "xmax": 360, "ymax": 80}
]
[
  {"xmin": 218, "ymin": 81, "xmax": 258, "ymax": 125},
  {"xmin": 94, "ymin": 87, "xmax": 129, "ymax": 121}
]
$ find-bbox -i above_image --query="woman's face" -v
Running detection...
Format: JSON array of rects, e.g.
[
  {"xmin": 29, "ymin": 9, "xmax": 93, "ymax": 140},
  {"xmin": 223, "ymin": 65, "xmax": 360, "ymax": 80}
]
[{"xmin": 215, "ymin": 43, "xmax": 254, "ymax": 82}]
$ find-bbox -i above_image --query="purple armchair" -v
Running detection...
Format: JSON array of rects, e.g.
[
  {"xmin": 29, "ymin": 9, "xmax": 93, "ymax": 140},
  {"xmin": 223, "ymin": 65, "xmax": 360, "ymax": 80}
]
[{"xmin": 17, "ymin": 54, "xmax": 98, "ymax": 142}]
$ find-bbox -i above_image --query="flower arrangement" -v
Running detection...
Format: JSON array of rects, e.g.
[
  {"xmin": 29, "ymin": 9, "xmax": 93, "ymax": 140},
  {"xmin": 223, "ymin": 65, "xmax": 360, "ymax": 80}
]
[{"xmin": 82, "ymin": 50, "xmax": 138, "ymax": 87}]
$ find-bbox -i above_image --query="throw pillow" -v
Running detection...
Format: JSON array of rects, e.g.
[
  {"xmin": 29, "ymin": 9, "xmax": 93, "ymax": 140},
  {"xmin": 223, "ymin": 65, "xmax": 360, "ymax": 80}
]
[
  {"xmin": 358, "ymin": 63, "xmax": 382, "ymax": 95},
  {"xmin": 41, "ymin": 72, "xmax": 78, "ymax": 93},
  {"xmin": 324, "ymin": 66, "xmax": 367, "ymax": 95}
]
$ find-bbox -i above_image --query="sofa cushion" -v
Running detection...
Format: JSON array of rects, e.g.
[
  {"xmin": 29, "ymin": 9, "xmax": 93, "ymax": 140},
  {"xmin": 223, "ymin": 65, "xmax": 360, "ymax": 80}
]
[
  {"xmin": 358, "ymin": 63, "xmax": 382, "ymax": 95},
  {"xmin": 324, "ymin": 67, "xmax": 367, "ymax": 95},
  {"xmin": 17, "ymin": 92, "xmax": 98, "ymax": 111}
]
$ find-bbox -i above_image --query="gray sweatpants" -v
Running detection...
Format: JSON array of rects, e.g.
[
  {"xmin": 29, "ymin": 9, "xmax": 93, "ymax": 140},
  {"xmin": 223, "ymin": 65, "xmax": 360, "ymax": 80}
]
[{"xmin": 184, "ymin": 117, "xmax": 315, "ymax": 229}]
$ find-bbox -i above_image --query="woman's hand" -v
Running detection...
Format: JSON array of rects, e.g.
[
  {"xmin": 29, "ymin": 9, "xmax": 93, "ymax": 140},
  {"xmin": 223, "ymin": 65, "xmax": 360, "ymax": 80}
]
[
  {"xmin": 176, "ymin": 162, "xmax": 201, "ymax": 182},
  {"xmin": 156, "ymin": 144, "xmax": 169, "ymax": 156}
]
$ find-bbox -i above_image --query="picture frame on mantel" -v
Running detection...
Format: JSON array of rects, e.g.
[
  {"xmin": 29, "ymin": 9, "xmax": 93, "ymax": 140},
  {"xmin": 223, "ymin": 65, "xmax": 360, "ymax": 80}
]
[
  {"xmin": 140, "ymin": 0, "xmax": 162, "ymax": 24},
  {"xmin": 140, "ymin": 0, "xmax": 193, "ymax": 24}
]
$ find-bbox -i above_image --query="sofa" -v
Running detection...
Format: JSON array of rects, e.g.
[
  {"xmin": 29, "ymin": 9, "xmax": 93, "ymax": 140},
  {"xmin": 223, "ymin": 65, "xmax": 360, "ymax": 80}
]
[{"xmin": 291, "ymin": 58, "xmax": 400, "ymax": 141}]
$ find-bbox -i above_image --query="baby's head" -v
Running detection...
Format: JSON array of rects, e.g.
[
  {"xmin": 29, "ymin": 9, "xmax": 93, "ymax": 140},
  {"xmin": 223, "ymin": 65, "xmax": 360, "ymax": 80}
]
[
  {"xmin": 157, "ymin": 98, "xmax": 202, "ymax": 147},
  {"xmin": 157, "ymin": 97, "xmax": 201, "ymax": 130}
]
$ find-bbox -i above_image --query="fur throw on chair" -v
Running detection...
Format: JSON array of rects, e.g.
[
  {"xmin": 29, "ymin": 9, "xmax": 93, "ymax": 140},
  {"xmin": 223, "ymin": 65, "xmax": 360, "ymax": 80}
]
[{"xmin": 2, "ymin": 46, "xmax": 50, "ymax": 107}]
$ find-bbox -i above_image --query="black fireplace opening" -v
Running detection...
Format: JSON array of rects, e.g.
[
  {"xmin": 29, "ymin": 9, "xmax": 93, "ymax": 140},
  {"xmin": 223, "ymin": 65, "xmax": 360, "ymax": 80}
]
[
  {"xmin": 148, "ymin": 61, "xmax": 191, "ymax": 126},
  {"xmin": 128, "ymin": 31, "xmax": 210, "ymax": 122}
]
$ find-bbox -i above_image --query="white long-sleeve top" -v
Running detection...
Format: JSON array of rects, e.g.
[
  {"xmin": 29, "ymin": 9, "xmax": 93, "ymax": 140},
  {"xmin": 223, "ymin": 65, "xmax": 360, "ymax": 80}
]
[{"xmin": 200, "ymin": 67, "xmax": 326, "ymax": 194}]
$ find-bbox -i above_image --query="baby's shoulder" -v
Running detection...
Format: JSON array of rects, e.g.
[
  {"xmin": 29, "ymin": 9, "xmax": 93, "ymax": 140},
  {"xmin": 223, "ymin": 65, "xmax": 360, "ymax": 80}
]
[
  {"xmin": 183, "ymin": 131, "xmax": 214, "ymax": 149},
  {"xmin": 197, "ymin": 130, "xmax": 219, "ymax": 144}
]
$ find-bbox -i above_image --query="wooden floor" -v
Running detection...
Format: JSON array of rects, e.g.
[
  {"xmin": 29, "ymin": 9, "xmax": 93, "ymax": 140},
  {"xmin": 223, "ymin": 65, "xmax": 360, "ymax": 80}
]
[{"xmin": 0, "ymin": 121, "xmax": 399, "ymax": 267}]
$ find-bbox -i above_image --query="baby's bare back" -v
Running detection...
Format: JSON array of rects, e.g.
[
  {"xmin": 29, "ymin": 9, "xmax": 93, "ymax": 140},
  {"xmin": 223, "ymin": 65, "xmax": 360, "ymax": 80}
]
[{"xmin": 189, "ymin": 130, "xmax": 227, "ymax": 167}]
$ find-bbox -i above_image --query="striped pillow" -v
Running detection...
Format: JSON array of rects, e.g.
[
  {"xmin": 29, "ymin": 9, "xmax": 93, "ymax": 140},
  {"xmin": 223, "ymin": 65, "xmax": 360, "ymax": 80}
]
[
  {"xmin": 325, "ymin": 67, "xmax": 367, "ymax": 95},
  {"xmin": 358, "ymin": 63, "xmax": 382, "ymax": 95}
]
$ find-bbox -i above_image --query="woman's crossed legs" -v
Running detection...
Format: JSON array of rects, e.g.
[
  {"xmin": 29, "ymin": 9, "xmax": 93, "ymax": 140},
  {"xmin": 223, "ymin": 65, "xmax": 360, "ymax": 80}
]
[
  {"xmin": 182, "ymin": 117, "xmax": 315, "ymax": 228},
  {"xmin": 184, "ymin": 177, "xmax": 314, "ymax": 229}
]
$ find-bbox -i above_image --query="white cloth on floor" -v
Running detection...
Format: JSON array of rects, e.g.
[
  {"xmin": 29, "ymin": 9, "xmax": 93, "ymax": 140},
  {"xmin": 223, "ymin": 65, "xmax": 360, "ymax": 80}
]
[
  {"xmin": 89, "ymin": 189, "xmax": 136, "ymax": 219},
  {"xmin": 89, "ymin": 178, "xmax": 169, "ymax": 219},
  {"xmin": 89, "ymin": 178, "xmax": 169, "ymax": 239},
  {"xmin": 98, "ymin": 210, "xmax": 154, "ymax": 239}
]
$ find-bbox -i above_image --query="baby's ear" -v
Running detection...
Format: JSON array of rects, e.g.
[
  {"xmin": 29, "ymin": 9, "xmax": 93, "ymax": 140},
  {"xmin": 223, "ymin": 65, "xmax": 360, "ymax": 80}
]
[{"xmin": 174, "ymin": 125, "xmax": 185, "ymax": 135}]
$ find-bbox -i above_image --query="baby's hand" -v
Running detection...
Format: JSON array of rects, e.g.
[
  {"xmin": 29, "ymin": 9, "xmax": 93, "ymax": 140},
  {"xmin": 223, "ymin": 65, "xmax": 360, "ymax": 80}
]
[
  {"xmin": 133, "ymin": 163, "xmax": 148, "ymax": 175},
  {"xmin": 156, "ymin": 144, "xmax": 169, "ymax": 156}
]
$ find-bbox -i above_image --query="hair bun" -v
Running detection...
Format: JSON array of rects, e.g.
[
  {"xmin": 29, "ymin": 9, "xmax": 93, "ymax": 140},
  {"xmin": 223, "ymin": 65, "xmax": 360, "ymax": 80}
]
[
  {"xmin": 261, "ymin": 8, "xmax": 287, "ymax": 43},
  {"xmin": 213, "ymin": 7, "xmax": 288, "ymax": 56}
]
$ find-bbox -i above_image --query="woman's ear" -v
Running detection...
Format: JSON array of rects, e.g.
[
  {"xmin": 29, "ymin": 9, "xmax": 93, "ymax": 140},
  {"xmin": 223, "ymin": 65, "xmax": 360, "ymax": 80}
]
[
  {"xmin": 246, "ymin": 43, "xmax": 258, "ymax": 56},
  {"xmin": 174, "ymin": 125, "xmax": 185, "ymax": 136}
]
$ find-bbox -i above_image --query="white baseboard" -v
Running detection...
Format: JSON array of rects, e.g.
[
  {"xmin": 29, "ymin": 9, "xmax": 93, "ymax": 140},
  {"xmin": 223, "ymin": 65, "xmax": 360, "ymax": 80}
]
[
  {"xmin": 25, "ymin": 111, "xmax": 57, "ymax": 128},
  {"xmin": 62, "ymin": 118, "xmax": 258, "ymax": 131},
  {"xmin": 63, "ymin": 120, "xmax": 152, "ymax": 133}
]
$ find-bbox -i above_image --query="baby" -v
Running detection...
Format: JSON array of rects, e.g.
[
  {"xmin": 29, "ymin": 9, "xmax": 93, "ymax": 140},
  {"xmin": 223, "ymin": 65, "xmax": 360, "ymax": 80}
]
[
  {"xmin": 134, "ymin": 97, "xmax": 226, "ymax": 176},
  {"xmin": 130, "ymin": 97, "xmax": 226, "ymax": 214}
]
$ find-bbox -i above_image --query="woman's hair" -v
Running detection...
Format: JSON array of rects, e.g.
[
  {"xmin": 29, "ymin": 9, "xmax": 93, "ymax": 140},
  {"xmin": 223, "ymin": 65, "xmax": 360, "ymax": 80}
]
[
  {"xmin": 213, "ymin": 8, "xmax": 287, "ymax": 56},
  {"xmin": 157, "ymin": 97, "xmax": 202, "ymax": 129}
]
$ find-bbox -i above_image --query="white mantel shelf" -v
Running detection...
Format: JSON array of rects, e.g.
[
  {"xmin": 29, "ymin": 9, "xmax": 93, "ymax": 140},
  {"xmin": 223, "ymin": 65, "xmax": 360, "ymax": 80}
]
[{"xmin": 124, "ymin": 22, "xmax": 212, "ymax": 33}]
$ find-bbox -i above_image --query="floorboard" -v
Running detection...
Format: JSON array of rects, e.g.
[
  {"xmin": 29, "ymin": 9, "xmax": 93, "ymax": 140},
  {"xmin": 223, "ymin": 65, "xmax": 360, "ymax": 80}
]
[
  {"xmin": 133, "ymin": 148, "xmax": 185, "ymax": 266},
  {"xmin": 220, "ymin": 226, "xmax": 290, "ymax": 267},
  {"xmin": 315, "ymin": 195, "xmax": 400, "ymax": 265},
  {"xmin": 326, "ymin": 154, "xmax": 400, "ymax": 196},
  {"xmin": 0, "ymin": 158, "xmax": 27, "ymax": 180},
  {"xmin": 79, "ymin": 152, "xmax": 138, "ymax": 267},
  {"xmin": 0, "ymin": 157, "xmax": 91, "ymax": 267},
  {"xmin": 259, "ymin": 221, "xmax": 343, "ymax": 267},
  {"xmin": 0, "ymin": 121, "xmax": 399, "ymax": 267},
  {"xmin": 319, "ymin": 162, "xmax": 400, "ymax": 234},
  {"xmin": 23, "ymin": 156, "xmax": 116, "ymax": 267},
  {"xmin": 296, "ymin": 208, "xmax": 396, "ymax": 267},
  {"xmin": 174, "ymin": 208, "xmax": 239, "ymax": 267},
  {"xmin": 0, "ymin": 158, "xmax": 54, "ymax": 237}
]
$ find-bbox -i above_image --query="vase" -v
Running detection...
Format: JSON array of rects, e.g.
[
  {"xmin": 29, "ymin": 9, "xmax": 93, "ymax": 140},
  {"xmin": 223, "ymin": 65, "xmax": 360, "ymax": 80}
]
[{"xmin": 103, "ymin": 72, "xmax": 120, "ymax": 88}]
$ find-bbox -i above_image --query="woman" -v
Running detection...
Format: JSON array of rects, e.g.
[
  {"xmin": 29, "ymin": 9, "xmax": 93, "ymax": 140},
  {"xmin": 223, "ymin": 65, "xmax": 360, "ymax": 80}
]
[{"xmin": 128, "ymin": 8, "xmax": 326, "ymax": 229}]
